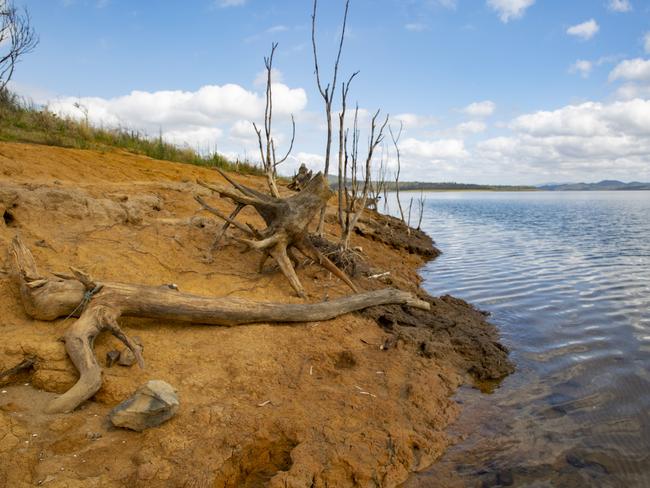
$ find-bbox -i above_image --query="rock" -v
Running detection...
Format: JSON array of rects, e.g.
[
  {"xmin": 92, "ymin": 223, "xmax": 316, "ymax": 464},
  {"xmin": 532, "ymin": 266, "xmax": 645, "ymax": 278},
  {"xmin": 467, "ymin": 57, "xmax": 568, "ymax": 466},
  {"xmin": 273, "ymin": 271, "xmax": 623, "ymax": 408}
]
[
  {"xmin": 106, "ymin": 350, "xmax": 120, "ymax": 368},
  {"xmin": 109, "ymin": 380, "xmax": 179, "ymax": 432},
  {"xmin": 86, "ymin": 432, "xmax": 102, "ymax": 441},
  {"xmin": 117, "ymin": 337, "xmax": 143, "ymax": 367}
]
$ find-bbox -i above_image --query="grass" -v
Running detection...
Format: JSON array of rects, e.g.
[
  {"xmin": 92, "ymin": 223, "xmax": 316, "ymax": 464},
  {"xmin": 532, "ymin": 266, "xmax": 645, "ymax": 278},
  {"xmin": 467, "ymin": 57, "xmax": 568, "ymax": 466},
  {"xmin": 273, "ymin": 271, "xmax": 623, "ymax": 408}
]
[{"xmin": 0, "ymin": 89, "xmax": 263, "ymax": 175}]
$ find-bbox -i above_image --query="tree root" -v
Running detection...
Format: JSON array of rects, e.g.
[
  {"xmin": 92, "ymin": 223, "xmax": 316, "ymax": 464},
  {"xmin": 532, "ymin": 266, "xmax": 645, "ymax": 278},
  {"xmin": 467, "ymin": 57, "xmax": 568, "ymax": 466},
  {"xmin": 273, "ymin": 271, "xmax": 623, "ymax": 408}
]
[
  {"xmin": 197, "ymin": 171, "xmax": 358, "ymax": 298},
  {"xmin": 9, "ymin": 236, "xmax": 429, "ymax": 413}
]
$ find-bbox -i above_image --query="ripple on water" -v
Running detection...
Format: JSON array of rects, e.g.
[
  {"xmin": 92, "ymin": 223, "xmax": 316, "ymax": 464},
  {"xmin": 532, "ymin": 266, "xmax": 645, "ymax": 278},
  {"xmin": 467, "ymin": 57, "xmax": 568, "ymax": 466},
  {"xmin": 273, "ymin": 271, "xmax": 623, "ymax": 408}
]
[{"xmin": 398, "ymin": 191, "xmax": 650, "ymax": 487}]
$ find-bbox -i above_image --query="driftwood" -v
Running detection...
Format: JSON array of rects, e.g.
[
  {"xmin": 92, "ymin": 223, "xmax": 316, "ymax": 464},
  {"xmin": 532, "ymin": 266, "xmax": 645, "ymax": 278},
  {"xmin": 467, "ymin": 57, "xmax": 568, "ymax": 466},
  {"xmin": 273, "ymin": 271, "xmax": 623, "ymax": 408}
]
[
  {"xmin": 197, "ymin": 169, "xmax": 356, "ymax": 298},
  {"xmin": 9, "ymin": 236, "xmax": 429, "ymax": 414},
  {"xmin": 287, "ymin": 163, "xmax": 313, "ymax": 192}
]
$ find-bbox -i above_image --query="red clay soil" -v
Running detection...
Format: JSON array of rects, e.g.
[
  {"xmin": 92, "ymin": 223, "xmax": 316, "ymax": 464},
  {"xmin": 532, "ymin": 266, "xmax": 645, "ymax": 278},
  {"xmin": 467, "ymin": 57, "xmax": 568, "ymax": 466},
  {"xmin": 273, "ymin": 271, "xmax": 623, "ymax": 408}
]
[{"xmin": 0, "ymin": 142, "xmax": 512, "ymax": 487}]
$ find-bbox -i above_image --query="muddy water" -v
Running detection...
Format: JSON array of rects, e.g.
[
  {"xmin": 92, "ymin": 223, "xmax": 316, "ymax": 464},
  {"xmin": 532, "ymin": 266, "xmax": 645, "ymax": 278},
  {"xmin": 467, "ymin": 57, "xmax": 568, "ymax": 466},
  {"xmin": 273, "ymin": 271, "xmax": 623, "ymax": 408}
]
[{"xmin": 402, "ymin": 191, "xmax": 650, "ymax": 488}]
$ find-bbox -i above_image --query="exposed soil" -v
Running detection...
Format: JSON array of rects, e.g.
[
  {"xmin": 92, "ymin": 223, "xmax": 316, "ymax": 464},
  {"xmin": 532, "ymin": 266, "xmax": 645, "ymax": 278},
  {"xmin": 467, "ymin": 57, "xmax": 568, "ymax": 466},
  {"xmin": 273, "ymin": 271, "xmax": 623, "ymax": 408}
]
[{"xmin": 0, "ymin": 142, "xmax": 512, "ymax": 487}]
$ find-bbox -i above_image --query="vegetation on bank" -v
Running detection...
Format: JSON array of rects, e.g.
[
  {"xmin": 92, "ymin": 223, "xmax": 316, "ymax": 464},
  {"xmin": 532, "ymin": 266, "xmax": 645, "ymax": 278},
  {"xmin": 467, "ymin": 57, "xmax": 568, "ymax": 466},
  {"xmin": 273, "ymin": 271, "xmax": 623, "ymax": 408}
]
[
  {"xmin": 0, "ymin": 89, "xmax": 263, "ymax": 175},
  {"xmin": 382, "ymin": 181, "xmax": 538, "ymax": 192}
]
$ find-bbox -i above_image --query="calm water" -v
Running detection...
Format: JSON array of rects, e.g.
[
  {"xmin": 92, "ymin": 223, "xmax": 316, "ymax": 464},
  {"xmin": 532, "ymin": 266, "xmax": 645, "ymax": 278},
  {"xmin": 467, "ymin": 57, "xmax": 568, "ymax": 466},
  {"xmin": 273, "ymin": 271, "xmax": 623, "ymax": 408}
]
[{"xmin": 399, "ymin": 191, "xmax": 650, "ymax": 488}]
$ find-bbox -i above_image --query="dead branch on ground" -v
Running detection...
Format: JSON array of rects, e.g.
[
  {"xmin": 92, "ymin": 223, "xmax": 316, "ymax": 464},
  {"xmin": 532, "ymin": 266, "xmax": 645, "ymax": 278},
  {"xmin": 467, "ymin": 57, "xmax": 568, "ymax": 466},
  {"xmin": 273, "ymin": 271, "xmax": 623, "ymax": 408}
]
[{"xmin": 9, "ymin": 236, "xmax": 429, "ymax": 413}]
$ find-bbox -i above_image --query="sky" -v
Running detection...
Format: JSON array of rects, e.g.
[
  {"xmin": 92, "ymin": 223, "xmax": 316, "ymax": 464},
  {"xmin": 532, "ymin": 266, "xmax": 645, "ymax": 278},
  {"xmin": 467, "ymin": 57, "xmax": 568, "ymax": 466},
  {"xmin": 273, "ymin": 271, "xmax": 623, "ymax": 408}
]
[{"xmin": 8, "ymin": 0, "xmax": 650, "ymax": 185}]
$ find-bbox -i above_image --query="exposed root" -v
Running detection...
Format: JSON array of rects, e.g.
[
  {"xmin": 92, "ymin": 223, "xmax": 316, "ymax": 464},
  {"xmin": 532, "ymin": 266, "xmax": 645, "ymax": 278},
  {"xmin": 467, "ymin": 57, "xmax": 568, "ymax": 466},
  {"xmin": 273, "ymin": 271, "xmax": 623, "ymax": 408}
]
[
  {"xmin": 197, "ymin": 172, "xmax": 359, "ymax": 297},
  {"xmin": 10, "ymin": 236, "xmax": 429, "ymax": 413}
]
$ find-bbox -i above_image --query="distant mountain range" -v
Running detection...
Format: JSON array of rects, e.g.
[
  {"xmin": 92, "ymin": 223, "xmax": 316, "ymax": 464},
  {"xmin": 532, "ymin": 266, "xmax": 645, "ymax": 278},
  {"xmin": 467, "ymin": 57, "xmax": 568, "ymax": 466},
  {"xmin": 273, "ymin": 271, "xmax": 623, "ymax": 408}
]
[{"xmin": 538, "ymin": 180, "xmax": 650, "ymax": 191}]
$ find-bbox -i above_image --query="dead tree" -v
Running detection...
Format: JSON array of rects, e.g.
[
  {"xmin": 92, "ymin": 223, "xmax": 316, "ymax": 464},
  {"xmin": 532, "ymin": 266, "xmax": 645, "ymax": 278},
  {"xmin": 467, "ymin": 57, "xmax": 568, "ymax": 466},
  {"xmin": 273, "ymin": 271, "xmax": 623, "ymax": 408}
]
[
  {"xmin": 341, "ymin": 107, "xmax": 389, "ymax": 249},
  {"xmin": 416, "ymin": 191, "xmax": 425, "ymax": 230},
  {"xmin": 0, "ymin": 1, "xmax": 38, "ymax": 91},
  {"xmin": 337, "ymin": 71, "xmax": 358, "ymax": 225},
  {"xmin": 9, "ymin": 237, "xmax": 429, "ymax": 414},
  {"xmin": 311, "ymin": 0, "xmax": 350, "ymax": 234},
  {"xmin": 253, "ymin": 43, "xmax": 296, "ymax": 198},
  {"xmin": 196, "ymin": 169, "xmax": 359, "ymax": 298},
  {"xmin": 389, "ymin": 122, "xmax": 406, "ymax": 224}
]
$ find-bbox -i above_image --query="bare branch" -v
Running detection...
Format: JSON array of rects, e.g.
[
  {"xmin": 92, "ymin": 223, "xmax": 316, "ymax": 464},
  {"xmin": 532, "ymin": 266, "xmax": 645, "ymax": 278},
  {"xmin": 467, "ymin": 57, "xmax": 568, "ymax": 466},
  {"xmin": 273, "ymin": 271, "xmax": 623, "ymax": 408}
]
[
  {"xmin": 274, "ymin": 114, "xmax": 296, "ymax": 166},
  {"xmin": 0, "ymin": 2, "xmax": 39, "ymax": 90},
  {"xmin": 389, "ymin": 122, "xmax": 405, "ymax": 223}
]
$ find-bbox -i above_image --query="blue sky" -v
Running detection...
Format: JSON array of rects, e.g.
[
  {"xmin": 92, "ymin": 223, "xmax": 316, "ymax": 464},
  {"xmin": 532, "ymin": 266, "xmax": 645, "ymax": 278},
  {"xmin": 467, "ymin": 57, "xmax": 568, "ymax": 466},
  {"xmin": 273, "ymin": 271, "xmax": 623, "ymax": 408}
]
[{"xmin": 10, "ymin": 0, "xmax": 650, "ymax": 184}]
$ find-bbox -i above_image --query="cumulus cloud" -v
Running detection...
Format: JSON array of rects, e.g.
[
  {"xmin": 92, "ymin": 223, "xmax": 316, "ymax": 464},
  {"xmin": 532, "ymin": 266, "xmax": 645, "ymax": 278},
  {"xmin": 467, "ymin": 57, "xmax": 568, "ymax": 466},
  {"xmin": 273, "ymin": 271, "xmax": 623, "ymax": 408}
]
[
  {"xmin": 46, "ymin": 83, "xmax": 307, "ymax": 150},
  {"xmin": 456, "ymin": 121, "xmax": 487, "ymax": 134},
  {"xmin": 487, "ymin": 0, "xmax": 535, "ymax": 23},
  {"xmin": 569, "ymin": 59, "xmax": 593, "ymax": 78},
  {"xmin": 392, "ymin": 113, "xmax": 437, "ymax": 128},
  {"xmin": 400, "ymin": 138, "xmax": 468, "ymax": 160},
  {"xmin": 470, "ymin": 98, "xmax": 650, "ymax": 182},
  {"xmin": 253, "ymin": 68, "xmax": 284, "ymax": 87},
  {"xmin": 607, "ymin": 0, "xmax": 632, "ymax": 12},
  {"xmin": 462, "ymin": 100, "xmax": 496, "ymax": 117},
  {"xmin": 290, "ymin": 152, "xmax": 325, "ymax": 171},
  {"xmin": 567, "ymin": 19, "xmax": 600, "ymax": 41},
  {"xmin": 609, "ymin": 58, "xmax": 650, "ymax": 82}
]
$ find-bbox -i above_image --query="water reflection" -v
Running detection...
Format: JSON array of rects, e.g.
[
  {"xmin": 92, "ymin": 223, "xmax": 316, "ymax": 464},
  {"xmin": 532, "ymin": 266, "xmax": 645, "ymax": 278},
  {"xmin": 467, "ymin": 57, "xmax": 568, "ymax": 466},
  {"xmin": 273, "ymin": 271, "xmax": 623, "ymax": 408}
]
[{"xmin": 396, "ymin": 191, "xmax": 650, "ymax": 487}]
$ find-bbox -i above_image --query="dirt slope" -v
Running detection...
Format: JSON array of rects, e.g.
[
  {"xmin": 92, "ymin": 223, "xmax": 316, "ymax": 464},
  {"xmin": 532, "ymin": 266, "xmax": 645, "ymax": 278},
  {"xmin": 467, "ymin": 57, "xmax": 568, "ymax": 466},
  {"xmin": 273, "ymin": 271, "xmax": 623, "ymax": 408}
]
[{"xmin": 0, "ymin": 142, "xmax": 512, "ymax": 487}]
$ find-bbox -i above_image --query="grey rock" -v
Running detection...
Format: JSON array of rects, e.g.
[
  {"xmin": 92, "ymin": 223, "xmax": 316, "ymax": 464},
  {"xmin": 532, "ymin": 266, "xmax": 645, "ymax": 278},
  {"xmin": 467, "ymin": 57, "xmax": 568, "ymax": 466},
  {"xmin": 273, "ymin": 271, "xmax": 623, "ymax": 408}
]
[
  {"xmin": 109, "ymin": 380, "xmax": 179, "ymax": 431},
  {"xmin": 106, "ymin": 350, "xmax": 120, "ymax": 367},
  {"xmin": 117, "ymin": 337, "xmax": 143, "ymax": 367}
]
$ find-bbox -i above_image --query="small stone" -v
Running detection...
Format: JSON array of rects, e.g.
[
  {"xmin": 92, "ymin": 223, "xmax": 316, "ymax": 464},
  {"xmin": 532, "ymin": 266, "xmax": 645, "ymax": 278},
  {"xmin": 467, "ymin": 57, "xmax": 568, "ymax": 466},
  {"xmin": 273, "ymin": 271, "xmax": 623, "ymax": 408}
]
[
  {"xmin": 86, "ymin": 432, "xmax": 102, "ymax": 441},
  {"xmin": 117, "ymin": 338, "xmax": 143, "ymax": 367},
  {"xmin": 106, "ymin": 350, "xmax": 120, "ymax": 367},
  {"xmin": 109, "ymin": 380, "xmax": 179, "ymax": 432}
]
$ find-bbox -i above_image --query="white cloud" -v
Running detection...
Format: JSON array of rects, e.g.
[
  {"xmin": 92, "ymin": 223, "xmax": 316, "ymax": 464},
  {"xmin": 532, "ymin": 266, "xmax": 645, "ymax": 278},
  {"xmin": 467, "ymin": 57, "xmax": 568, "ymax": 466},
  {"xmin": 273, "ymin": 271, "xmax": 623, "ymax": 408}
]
[
  {"xmin": 392, "ymin": 113, "xmax": 437, "ymax": 128},
  {"xmin": 400, "ymin": 138, "xmax": 468, "ymax": 160},
  {"xmin": 253, "ymin": 68, "xmax": 284, "ymax": 87},
  {"xmin": 569, "ymin": 59, "xmax": 593, "ymax": 78},
  {"xmin": 46, "ymin": 83, "xmax": 307, "ymax": 150},
  {"xmin": 456, "ymin": 120, "xmax": 487, "ymax": 134},
  {"xmin": 644, "ymin": 32, "xmax": 650, "ymax": 54},
  {"xmin": 472, "ymin": 99, "xmax": 650, "ymax": 179},
  {"xmin": 289, "ymin": 152, "xmax": 325, "ymax": 172},
  {"xmin": 607, "ymin": 0, "xmax": 632, "ymax": 12},
  {"xmin": 487, "ymin": 0, "xmax": 535, "ymax": 23},
  {"xmin": 217, "ymin": 0, "xmax": 246, "ymax": 7},
  {"xmin": 567, "ymin": 19, "xmax": 600, "ymax": 41},
  {"xmin": 609, "ymin": 58, "xmax": 650, "ymax": 82},
  {"xmin": 462, "ymin": 100, "xmax": 496, "ymax": 117},
  {"xmin": 229, "ymin": 120, "xmax": 257, "ymax": 141},
  {"xmin": 164, "ymin": 127, "xmax": 223, "ymax": 150},
  {"xmin": 405, "ymin": 23, "xmax": 428, "ymax": 32}
]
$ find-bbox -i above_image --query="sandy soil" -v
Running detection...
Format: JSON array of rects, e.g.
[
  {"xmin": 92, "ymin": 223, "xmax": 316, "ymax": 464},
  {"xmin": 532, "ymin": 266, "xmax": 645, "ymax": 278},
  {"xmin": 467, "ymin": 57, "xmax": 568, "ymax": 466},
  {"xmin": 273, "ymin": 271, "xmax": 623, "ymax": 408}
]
[{"xmin": 0, "ymin": 142, "xmax": 513, "ymax": 487}]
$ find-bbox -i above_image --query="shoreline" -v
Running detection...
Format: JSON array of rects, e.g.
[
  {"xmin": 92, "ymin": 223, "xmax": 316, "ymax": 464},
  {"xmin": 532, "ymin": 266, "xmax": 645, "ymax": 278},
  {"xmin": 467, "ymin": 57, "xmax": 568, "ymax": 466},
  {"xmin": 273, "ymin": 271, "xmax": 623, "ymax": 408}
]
[{"xmin": 0, "ymin": 141, "xmax": 513, "ymax": 487}]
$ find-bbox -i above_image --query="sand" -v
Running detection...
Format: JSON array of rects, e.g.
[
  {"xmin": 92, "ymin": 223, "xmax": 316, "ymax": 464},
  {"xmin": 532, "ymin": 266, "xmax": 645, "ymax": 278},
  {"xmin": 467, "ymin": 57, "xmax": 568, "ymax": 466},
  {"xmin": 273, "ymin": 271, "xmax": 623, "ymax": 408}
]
[{"xmin": 0, "ymin": 142, "xmax": 513, "ymax": 487}]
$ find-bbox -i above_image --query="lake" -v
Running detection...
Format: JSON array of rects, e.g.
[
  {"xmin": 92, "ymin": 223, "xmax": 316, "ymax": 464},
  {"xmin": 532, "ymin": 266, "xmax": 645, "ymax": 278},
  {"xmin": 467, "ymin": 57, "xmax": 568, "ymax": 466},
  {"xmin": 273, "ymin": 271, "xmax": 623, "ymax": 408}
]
[{"xmin": 397, "ymin": 191, "xmax": 650, "ymax": 487}]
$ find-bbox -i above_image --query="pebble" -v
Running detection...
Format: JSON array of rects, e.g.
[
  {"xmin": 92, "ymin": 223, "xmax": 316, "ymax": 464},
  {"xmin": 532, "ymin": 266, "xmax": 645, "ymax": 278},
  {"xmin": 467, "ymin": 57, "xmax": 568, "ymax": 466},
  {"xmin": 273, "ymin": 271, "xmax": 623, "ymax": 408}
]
[{"xmin": 109, "ymin": 380, "xmax": 179, "ymax": 432}]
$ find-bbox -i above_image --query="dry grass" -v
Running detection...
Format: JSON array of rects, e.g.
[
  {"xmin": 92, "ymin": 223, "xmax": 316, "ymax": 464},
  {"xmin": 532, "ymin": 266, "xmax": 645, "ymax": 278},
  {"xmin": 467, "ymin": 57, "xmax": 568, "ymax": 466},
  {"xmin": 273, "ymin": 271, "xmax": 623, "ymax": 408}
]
[{"xmin": 0, "ymin": 89, "xmax": 263, "ymax": 175}]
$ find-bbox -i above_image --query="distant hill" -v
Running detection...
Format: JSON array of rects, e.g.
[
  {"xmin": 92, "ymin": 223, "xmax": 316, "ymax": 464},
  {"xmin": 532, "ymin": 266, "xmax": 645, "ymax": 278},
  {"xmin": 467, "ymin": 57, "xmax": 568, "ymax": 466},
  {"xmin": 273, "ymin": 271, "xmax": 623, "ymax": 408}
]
[
  {"xmin": 327, "ymin": 177, "xmax": 536, "ymax": 192},
  {"xmin": 538, "ymin": 180, "xmax": 650, "ymax": 191}
]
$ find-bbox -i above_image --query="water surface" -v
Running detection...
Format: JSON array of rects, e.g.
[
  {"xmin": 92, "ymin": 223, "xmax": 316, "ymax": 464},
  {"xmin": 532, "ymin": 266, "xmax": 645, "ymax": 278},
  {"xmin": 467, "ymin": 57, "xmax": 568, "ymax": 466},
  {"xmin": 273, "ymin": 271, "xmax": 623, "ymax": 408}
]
[{"xmin": 399, "ymin": 191, "xmax": 650, "ymax": 487}]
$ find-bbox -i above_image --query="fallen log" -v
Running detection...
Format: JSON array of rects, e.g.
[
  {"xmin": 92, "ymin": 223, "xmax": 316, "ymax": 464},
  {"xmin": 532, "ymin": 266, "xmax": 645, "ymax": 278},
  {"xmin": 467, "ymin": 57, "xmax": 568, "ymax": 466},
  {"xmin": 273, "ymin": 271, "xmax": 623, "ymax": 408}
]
[{"xmin": 9, "ymin": 236, "xmax": 429, "ymax": 414}]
